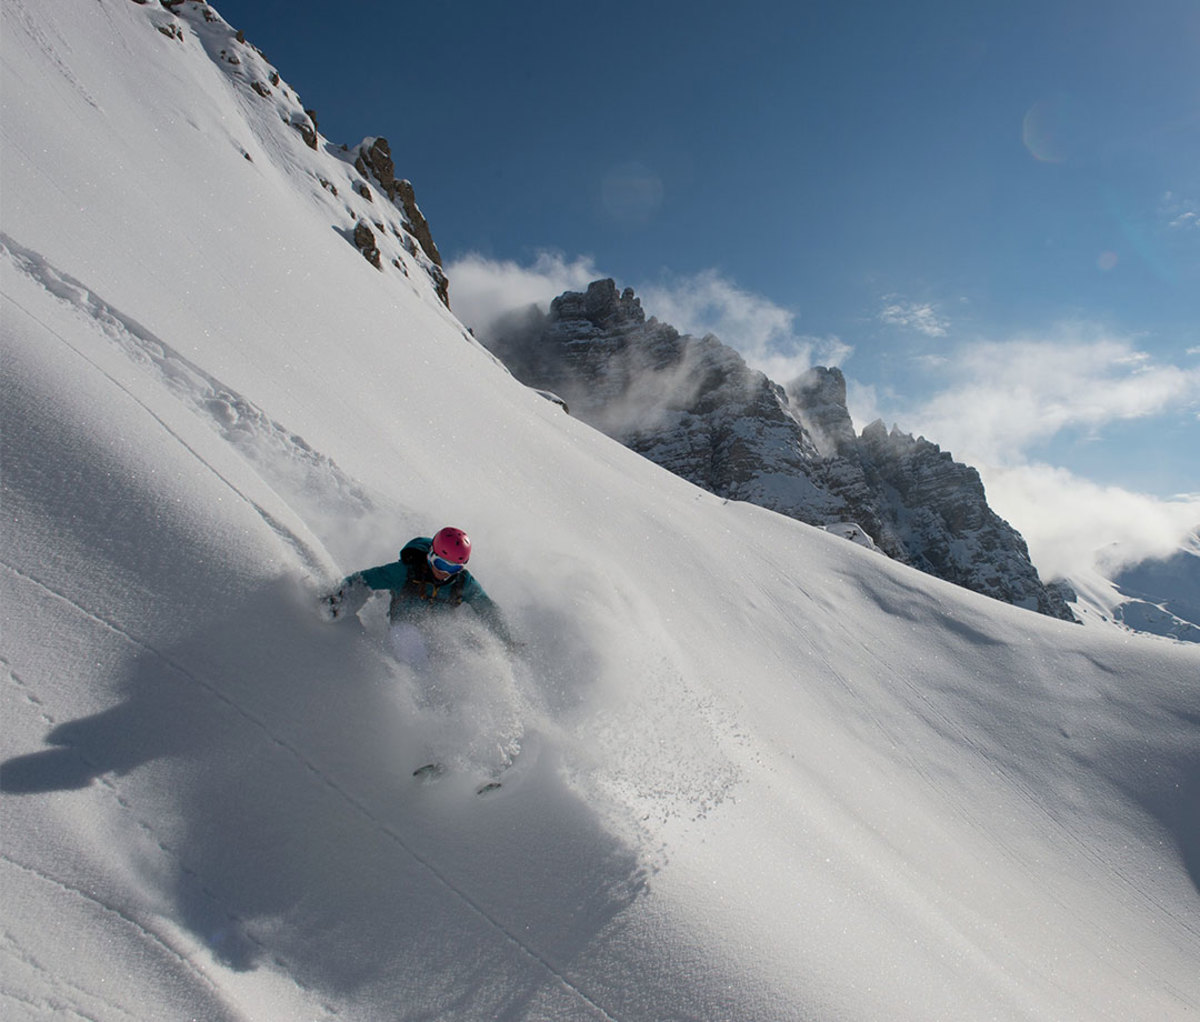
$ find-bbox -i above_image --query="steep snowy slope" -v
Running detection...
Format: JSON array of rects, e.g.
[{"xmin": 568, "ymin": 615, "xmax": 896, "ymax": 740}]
[{"xmin": 3, "ymin": 3, "xmax": 1199, "ymax": 1021}]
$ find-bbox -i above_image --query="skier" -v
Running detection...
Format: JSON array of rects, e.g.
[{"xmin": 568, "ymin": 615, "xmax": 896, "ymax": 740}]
[{"xmin": 321, "ymin": 526, "xmax": 514, "ymax": 664}]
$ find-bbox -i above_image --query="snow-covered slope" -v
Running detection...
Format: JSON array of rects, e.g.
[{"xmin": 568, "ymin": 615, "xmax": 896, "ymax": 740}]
[{"xmin": 2, "ymin": 3, "xmax": 1198, "ymax": 1020}]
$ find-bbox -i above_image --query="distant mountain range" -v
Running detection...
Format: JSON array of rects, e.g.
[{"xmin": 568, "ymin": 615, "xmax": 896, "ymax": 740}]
[
  {"xmin": 483, "ymin": 278, "xmax": 1077, "ymax": 621},
  {"xmin": 1069, "ymin": 531, "xmax": 1200, "ymax": 643}
]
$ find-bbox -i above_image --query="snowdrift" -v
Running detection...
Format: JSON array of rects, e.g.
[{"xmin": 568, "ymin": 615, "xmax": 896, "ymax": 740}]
[{"xmin": 3, "ymin": 2, "xmax": 1198, "ymax": 1019}]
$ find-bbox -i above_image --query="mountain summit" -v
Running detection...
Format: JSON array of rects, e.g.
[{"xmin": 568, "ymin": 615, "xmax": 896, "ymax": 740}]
[{"xmin": 487, "ymin": 279, "xmax": 1075, "ymax": 620}]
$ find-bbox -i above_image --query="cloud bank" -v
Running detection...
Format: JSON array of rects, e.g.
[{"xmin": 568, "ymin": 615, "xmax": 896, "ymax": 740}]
[
  {"xmin": 637, "ymin": 270, "xmax": 851, "ymax": 382},
  {"xmin": 909, "ymin": 330, "xmax": 1200, "ymax": 466},
  {"xmin": 981, "ymin": 464, "xmax": 1200, "ymax": 581},
  {"xmin": 897, "ymin": 326, "xmax": 1200, "ymax": 578}
]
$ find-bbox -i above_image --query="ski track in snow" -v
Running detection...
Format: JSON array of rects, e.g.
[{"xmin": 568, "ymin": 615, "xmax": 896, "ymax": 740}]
[
  {"xmin": 5, "ymin": 0, "xmax": 99, "ymax": 110},
  {"xmin": 0, "ymin": 233, "xmax": 368, "ymax": 583},
  {"xmin": 0, "ymin": 853, "xmax": 231, "ymax": 1022},
  {"xmin": 2, "ymin": 657, "xmax": 54, "ymax": 731},
  {"xmin": 0, "ymin": 560, "xmax": 622, "ymax": 1022}
]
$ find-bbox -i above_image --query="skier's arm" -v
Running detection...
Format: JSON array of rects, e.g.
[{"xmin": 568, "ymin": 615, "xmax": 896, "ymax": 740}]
[
  {"xmin": 358, "ymin": 562, "xmax": 409, "ymax": 590},
  {"xmin": 320, "ymin": 561, "xmax": 406, "ymax": 621},
  {"xmin": 319, "ymin": 574, "xmax": 369, "ymax": 621}
]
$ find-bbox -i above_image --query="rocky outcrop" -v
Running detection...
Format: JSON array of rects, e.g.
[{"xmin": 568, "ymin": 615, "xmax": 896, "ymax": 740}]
[
  {"xmin": 486, "ymin": 279, "xmax": 1076, "ymax": 621},
  {"xmin": 787, "ymin": 367, "xmax": 857, "ymax": 457},
  {"xmin": 848, "ymin": 422, "xmax": 1073, "ymax": 617},
  {"xmin": 351, "ymin": 137, "xmax": 448, "ymax": 306},
  {"xmin": 354, "ymin": 138, "xmax": 442, "ymax": 269},
  {"xmin": 352, "ymin": 220, "xmax": 382, "ymax": 269}
]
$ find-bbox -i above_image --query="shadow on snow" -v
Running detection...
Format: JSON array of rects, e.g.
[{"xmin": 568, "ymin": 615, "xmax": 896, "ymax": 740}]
[{"xmin": 2, "ymin": 577, "xmax": 649, "ymax": 1019}]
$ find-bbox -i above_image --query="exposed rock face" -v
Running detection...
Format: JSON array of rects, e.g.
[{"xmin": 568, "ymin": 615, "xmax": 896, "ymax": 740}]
[
  {"xmin": 486, "ymin": 279, "xmax": 1075, "ymax": 621},
  {"xmin": 354, "ymin": 138, "xmax": 448, "ymax": 306},
  {"xmin": 850, "ymin": 422, "xmax": 1072, "ymax": 617},
  {"xmin": 787, "ymin": 367, "xmax": 857, "ymax": 457}
]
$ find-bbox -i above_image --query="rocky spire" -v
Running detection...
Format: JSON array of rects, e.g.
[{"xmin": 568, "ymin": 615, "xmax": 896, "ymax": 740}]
[{"xmin": 550, "ymin": 278, "xmax": 645, "ymax": 330}]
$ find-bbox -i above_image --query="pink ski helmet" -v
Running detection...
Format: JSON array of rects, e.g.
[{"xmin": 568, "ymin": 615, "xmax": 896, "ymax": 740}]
[{"xmin": 431, "ymin": 526, "xmax": 471, "ymax": 565}]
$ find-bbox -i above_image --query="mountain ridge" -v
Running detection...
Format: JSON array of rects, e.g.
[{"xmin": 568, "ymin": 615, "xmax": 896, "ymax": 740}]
[{"xmin": 486, "ymin": 278, "xmax": 1075, "ymax": 620}]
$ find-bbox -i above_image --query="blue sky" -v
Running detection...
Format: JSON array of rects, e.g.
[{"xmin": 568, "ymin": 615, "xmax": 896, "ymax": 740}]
[{"xmin": 213, "ymin": 0, "xmax": 1199, "ymax": 571}]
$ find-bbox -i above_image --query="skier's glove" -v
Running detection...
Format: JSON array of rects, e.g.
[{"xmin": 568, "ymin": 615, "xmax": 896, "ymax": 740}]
[
  {"xmin": 319, "ymin": 591, "xmax": 343, "ymax": 621},
  {"xmin": 319, "ymin": 575, "xmax": 369, "ymax": 622}
]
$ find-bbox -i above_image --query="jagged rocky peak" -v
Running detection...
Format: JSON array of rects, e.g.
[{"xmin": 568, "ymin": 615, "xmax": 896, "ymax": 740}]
[
  {"xmin": 852, "ymin": 422, "xmax": 1073, "ymax": 619},
  {"xmin": 551, "ymin": 278, "xmax": 646, "ymax": 331},
  {"xmin": 354, "ymin": 137, "xmax": 443, "ymax": 269},
  {"xmin": 352, "ymin": 136, "xmax": 446, "ymax": 304},
  {"xmin": 787, "ymin": 366, "xmax": 857, "ymax": 457},
  {"xmin": 483, "ymin": 278, "xmax": 1074, "ymax": 621}
]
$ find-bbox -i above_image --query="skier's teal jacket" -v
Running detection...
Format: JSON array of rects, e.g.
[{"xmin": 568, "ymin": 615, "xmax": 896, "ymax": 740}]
[{"xmin": 349, "ymin": 537, "xmax": 510, "ymax": 640}]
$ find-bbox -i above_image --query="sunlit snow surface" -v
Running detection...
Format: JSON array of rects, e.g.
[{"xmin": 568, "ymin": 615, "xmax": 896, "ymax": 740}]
[{"xmin": 2, "ymin": 2, "xmax": 1198, "ymax": 1020}]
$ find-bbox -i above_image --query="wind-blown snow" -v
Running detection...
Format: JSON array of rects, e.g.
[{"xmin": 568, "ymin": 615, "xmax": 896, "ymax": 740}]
[{"xmin": 2, "ymin": 2, "xmax": 1198, "ymax": 1020}]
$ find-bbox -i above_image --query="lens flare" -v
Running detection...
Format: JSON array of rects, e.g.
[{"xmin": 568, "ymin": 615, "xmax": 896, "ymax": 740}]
[{"xmin": 1022, "ymin": 94, "xmax": 1080, "ymax": 163}]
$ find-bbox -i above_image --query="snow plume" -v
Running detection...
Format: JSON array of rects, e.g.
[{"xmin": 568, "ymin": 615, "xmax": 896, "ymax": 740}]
[
  {"xmin": 446, "ymin": 251, "xmax": 602, "ymax": 337},
  {"xmin": 895, "ymin": 325, "xmax": 1200, "ymax": 577}
]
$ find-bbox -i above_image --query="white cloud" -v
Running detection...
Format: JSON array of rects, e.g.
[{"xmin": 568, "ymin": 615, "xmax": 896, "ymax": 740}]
[
  {"xmin": 1162, "ymin": 190, "xmax": 1200, "ymax": 231},
  {"xmin": 908, "ymin": 329, "xmax": 1200, "ymax": 466},
  {"xmin": 982, "ymin": 463, "xmax": 1200, "ymax": 581},
  {"xmin": 637, "ymin": 269, "xmax": 851, "ymax": 383},
  {"xmin": 878, "ymin": 296, "xmax": 950, "ymax": 337},
  {"xmin": 447, "ymin": 253, "xmax": 850, "ymax": 383},
  {"xmin": 446, "ymin": 251, "xmax": 602, "ymax": 336},
  {"xmin": 893, "ymin": 325, "xmax": 1200, "ymax": 577},
  {"xmin": 846, "ymin": 379, "xmax": 885, "ymax": 432}
]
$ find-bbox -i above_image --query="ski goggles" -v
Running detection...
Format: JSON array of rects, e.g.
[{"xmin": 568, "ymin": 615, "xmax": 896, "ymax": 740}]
[{"xmin": 428, "ymin": 552, "xmax": 466, "ymax": 575}]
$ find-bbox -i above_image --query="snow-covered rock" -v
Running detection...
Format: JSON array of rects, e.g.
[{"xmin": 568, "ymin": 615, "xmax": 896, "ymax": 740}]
[{"xmin": 819, "ymin": 522, "xmax": 881, "ymax": 551}]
